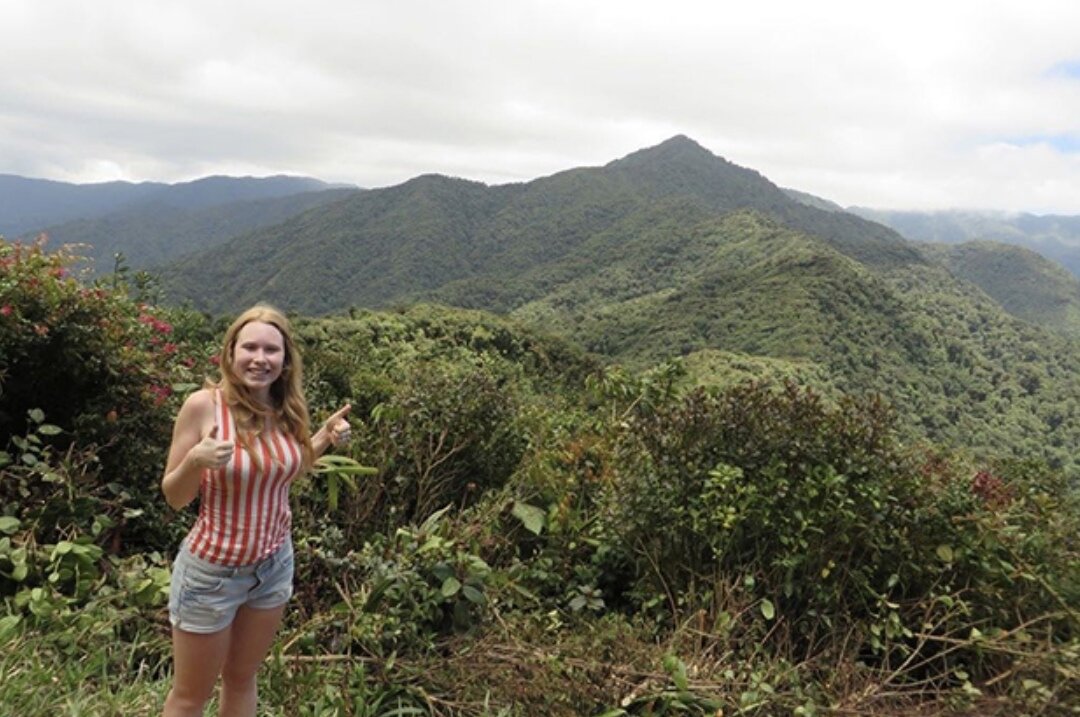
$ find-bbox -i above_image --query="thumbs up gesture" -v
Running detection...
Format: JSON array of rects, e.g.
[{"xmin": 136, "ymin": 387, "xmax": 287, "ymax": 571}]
[{"xmin": 190, "ymin": 425, "xmax": 235, "ymax": 469}]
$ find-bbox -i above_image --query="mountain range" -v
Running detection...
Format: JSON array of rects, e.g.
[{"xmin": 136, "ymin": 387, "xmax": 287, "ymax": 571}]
[
  {"xmin": 1, "ymin": 174, "xmax": 357, "ymax": 273},
  {"xmin": 158, "ymin": 136, "xmax": 922, "ymax": 314},
  {"xmin": 6, "ymin": 137, "xmax": 1080, "ymax": 472},
  {"xmin": 848, "ymin": 207, "xmax": 1080, "ymax": 279},
  {"xmin": 155, "ymin": 136, "xmax": 1080, "ymax": 471}
]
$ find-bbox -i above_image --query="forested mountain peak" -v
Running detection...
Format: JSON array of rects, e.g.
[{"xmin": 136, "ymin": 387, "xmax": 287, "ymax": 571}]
[
  {"xmin": 159, "ymin": 136, "xmax": 926, "ymax": 313},
  {"xmin": 605, "ymin": 134, "xmax": 786, "ymax": 209},
  {"xmin": 609, "ymin": 134, "xmax": 716, "ymax": 166},
  {"xmin": 398, "ymin": 173, "xmax": 489, "ymax": 191}
]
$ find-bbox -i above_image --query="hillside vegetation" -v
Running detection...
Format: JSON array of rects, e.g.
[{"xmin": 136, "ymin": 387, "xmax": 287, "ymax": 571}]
[
  {"xmin": 49, "ymin": 187, "xmax": 356, "ymax": 274},
  {"xmin": 918, "ymin": 240, "xmax": 1080, "ymax": 337},
  {"xmin": 1, "ymin": 173, "xmax": 341, "ymax": 239},
  {"xmin": 1, "ymin": 237, "xmax": 1077, "ymax": 715},
  {"xmin": 159, "ymin": 135, "xmax": 921, "ymax": 315},
  {"xmin": 497, "ymin": 207, "xmax": 1080, "ymax": 472},
  {"xmin": 156, "ymin": 137, "xmax": 1080, "ymax": 475},
  {"xmin": 853, "ymin": 207, "xmax": 1080, "ymax": 279}
]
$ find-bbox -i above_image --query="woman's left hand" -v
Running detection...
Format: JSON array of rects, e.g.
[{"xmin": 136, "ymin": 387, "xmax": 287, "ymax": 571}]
[{"xmin": 324, "ymin": 404, "xmax": 352, "ymax": 446}]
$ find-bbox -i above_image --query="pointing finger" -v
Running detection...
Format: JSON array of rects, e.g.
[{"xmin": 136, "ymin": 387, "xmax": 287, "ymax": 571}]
[{"xmin": 328, "ymin": 404, "xmax": 352, "ymax": 424}]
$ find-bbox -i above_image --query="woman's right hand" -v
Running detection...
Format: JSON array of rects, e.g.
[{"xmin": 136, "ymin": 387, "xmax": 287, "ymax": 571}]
[{"xmin": 188, "ymin": 425, "xmax": 234, "ymax": 470}]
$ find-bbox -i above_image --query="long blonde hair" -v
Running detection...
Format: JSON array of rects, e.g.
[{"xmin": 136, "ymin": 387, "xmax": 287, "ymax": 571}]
[{"xmin": 211, "ymin": 305, "xmax": 314, "ymax": 472}]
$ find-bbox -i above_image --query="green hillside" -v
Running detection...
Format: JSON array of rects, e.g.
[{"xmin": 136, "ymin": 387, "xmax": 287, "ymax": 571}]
[
  {"xmin": 3, "ymin": 237, "xmax": 1078, "ymax": 714},
  {"xmin": 852, "ymin": 207, "xmax": 1080, "ymax": 278},
  {"xmin": 153, "ymin": 136, "xmax": 1080, "ymax": 473},
  {"xmin": 159, "ymin": 136, "xmax": 922, "ymax": 314},
  {"xmin": 46, "ymin": 187, "xmax": 357, "ymax": 273},
  {"xmin": 921, "ymin": 240, "xmax": 1080, "ymax": 337},
  {"xmin": 496, "ymin": 209, "xmax": 1080, "ymax": 470}
]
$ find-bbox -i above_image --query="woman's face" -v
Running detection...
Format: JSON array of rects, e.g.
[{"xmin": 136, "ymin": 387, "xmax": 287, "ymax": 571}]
[{"xmin": 232, "ymin": 321, "xmax": 286, "ymax": 400}]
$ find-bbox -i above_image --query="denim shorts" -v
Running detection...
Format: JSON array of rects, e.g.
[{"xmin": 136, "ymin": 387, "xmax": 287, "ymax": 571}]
[{"xmin": 168, "ymin": 537, "xmax": 294, "ymax": 634}]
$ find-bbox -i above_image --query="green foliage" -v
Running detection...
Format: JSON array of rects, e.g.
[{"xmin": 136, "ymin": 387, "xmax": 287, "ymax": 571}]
[
  {"xmin": 588, "ymin": 373, "xmax": 1077, "ymax": 708},
  {"xmin": 294, "ymin": 306, "xmax": 592, "ymax": 542},
  {"xmin": 603, "ymin": 378, "xmax": 925, "ymax": 623},
  {"xmin": 309, "ymin": 454, "xmax": 379, "ymax": 511},
  {"xmin": 366, "ymin": 356, "xmax": 525, "ymax": 520},
  {"xmin": 0, "ymin": 410, "xmax": 173, "ymax": 628},
  {"xmin": 920, "ymin": 240, "xmax": 1080, "ymax": 337},
  {"xmin": 0, "ymin": 607, "xmax": 170, "ymax": 716},
  {"xmin": 2, "ymin": 226, "xmax": 1078, "ymax": 714},
  {"xmin": 677, "ymin": 349, "xmax": 839, "ymax": 395},
  {"xmin": 294, "ymin": 506, "xmax": 493, "ymax": 657},
  {"xmin": 150, "ymin": 135, "xmax": 1080, "ymax": 480},
  {"xmin": 0, "ymin": 237, "xmax": 217, "ymax": 553}
]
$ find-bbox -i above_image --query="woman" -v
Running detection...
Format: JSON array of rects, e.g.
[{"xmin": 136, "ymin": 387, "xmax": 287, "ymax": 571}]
[{"xmin": 160, "ymin": 305, "xmax": 351, "ymax": 717}]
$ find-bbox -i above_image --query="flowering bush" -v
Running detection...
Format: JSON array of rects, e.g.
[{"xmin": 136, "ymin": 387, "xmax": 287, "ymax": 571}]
[{"xmin": 0, "ymin": 236, "xmax": 214, "ymax": 551}]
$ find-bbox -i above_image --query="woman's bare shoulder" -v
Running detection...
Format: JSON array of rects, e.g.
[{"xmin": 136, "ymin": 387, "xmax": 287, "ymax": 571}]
[{"xmin": 178, "ymin": 387, "xmax": 218, "ymax": 418}]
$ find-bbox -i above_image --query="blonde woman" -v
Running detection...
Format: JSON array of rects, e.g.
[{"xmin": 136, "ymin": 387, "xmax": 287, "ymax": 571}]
[{"xmin": 160, "ymin": 305, "xmax": 350, "ymax": 716}]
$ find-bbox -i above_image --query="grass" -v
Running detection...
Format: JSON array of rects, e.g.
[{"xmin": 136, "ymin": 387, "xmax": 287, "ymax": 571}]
[
  {"xmin": 3, "ymin": 605, "xmax": 1077, "ymax": 717},
  {"xmin": 0, "ymin": 625, "xmax": 168, "ymax": 716}
]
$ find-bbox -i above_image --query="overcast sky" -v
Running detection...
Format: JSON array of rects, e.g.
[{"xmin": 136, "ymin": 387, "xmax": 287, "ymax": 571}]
[{"xmin": 3, "ymin": 0, "xmax": 1079, "ymax": 213}]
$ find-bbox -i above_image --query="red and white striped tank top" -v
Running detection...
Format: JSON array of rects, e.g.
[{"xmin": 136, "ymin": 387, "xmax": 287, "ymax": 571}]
[{"xmin": 186, "ymin": 391, "xmax": 303, "ymax": 566}]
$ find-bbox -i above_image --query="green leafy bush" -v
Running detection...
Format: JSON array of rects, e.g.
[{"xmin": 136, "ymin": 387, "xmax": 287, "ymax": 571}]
[
  {"xmin": 358, "ymin": 356, "xmax": 526, "ymax": 529},
  {"xmin": 600, "ymin": 377, "xmax": 1079, "ymax": 651},
  {"xmin": 2, "ymin": 234, "xmax": 1076, "ymax": 714},
  {"xmin": 603, "ymin": 380, "xmax": 919, "ymax": 622},
  {"xmin": 293, "ymin": 507, "xmax": 492, "ymax": 657},
  {"xmin": 0, "ymin": 237, "xmax": 214, "ymax": 552}
]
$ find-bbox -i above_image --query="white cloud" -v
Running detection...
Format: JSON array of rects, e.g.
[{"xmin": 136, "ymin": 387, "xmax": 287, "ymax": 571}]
[{"xmin": 2, "ymin": 0, "xmax": 1080, "ymax": 212}]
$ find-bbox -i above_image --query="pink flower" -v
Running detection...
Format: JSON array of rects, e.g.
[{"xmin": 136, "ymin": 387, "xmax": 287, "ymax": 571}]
[
  {"xmin": 139, "ymin": 313, "xmax": 173, "ymax": 334},
  {"xmin": 149, "ymin": 384, "xmax": 173, "ymax": 406},
  {"xmin": 0, "ymin": 305, "xmax": 12, "ymax": 316}
]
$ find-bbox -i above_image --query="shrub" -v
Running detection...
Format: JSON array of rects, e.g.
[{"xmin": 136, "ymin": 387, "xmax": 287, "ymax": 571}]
[
  {"xmin": 601, "ymin": 379, "xmax": 1080, "ymax": 631},
  {"xmin": 0, "ymin": 237, "xmax": 214, "ymax": 552},
  {"xmin": 0, "ymin": 411, "xmax": 171, "ymax": 632},
  {"xmin": 349, "ymin": 356, "xmax": 527, "ymax": 532},
  {"xmin": 291, "ymin": 506, "xmax": 492, "ymax": 657}
]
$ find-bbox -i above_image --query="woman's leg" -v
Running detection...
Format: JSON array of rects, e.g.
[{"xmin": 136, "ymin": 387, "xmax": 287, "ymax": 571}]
[
  {"xmin": 163, "ymin": 627, "xmax": 231, "ymax": 716},
  {"xmin": 218, "ymin": 603, "xmax": 287, "ymax": 717}
]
